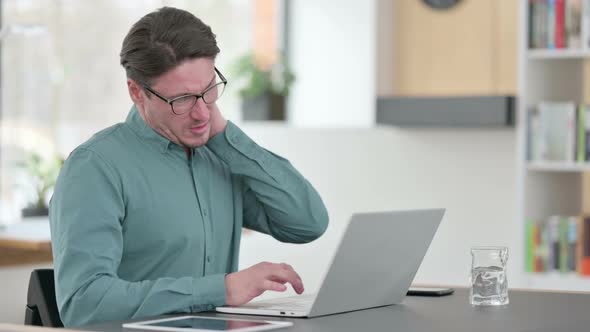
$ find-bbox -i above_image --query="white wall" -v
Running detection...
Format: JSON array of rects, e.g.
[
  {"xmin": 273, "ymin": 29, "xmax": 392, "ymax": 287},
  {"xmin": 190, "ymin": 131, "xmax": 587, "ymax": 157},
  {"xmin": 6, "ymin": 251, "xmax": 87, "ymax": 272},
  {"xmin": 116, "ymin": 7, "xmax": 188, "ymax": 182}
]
[
  {"xmin": 238, "ymin": 124, "xmax": 518, "ymax": 299},
  {"xmin": 376, "ymin": 0, "xmax": 395, "ymax": 96},
  {"xmin": 0, "ymin": 126, "xmax": 518, "ymax": 323},
  {"xmin": 287, "ymin": 0, "xmax": 376, "ymax": 127},
  {"xmin": 0, "ymin": 0, "xmax": 523, "ymax": 325},
  {"xmin": 0, "ymin": 263, "xmax": 52, "ymax": 324}
]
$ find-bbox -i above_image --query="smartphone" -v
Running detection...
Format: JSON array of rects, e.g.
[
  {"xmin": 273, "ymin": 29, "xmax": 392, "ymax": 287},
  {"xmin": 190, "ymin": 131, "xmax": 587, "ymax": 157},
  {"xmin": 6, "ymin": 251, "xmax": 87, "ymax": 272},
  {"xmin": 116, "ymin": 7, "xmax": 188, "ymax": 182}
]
[{"xmin": 406, "ymin": 287, "xmax": 454, "ymax": 296}]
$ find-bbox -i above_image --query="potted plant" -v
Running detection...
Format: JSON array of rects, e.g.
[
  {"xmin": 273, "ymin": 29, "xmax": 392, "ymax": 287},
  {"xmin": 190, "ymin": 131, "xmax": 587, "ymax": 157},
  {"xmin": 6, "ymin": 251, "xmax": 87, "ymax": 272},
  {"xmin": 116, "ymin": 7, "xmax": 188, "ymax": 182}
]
[
  {"xmin": 17, "ymin": 152, "xmax": 64, "ymax": 218},
  {"xmin": 231, "ymin": 52, "xmax": 295, "ymax": 121}
]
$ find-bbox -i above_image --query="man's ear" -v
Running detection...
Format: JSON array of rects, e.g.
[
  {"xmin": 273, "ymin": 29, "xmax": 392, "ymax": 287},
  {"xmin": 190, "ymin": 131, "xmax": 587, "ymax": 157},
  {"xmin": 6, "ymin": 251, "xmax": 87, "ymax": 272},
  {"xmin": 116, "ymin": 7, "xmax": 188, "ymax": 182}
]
[{"xmin": 127, "ymin": 79, "xmax": 145, "ymax": 106}]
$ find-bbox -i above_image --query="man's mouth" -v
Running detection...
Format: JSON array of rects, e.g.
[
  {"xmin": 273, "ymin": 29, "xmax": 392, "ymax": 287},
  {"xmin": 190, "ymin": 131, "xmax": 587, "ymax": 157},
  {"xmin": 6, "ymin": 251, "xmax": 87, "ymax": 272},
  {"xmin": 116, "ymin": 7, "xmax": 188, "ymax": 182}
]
[{"xmin": 190, "ymin": 122, "xmax": 209, "ymax": 134}]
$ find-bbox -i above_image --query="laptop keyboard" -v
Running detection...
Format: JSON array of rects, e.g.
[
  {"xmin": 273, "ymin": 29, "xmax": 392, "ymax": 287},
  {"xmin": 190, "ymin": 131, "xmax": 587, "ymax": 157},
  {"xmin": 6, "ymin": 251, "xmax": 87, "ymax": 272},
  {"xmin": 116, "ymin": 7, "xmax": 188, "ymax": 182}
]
[{"xmin": 246, "ymin": 294, "xmax": 316, "ymax": 311}]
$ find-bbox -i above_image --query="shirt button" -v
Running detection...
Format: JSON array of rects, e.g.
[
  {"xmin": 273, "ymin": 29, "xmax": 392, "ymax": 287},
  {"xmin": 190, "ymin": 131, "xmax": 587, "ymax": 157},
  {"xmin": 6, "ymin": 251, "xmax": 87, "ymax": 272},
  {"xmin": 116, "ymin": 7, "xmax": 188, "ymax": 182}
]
[
  {"xmin": 231, "ymin": 137, "xmax": 239, "ymax": 144},
  {"xmin": 207, "ymin": 256, "xmax": 211, "ymax": 263},
  {"xmin": 203, "ymin": 209, "xmax": 208, "ymax": 217}
]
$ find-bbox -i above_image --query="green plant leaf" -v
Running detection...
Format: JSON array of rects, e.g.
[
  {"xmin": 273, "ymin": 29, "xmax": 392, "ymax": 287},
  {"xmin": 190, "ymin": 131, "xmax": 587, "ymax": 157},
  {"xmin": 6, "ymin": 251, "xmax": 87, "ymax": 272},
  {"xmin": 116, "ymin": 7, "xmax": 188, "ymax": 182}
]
[{"xmin": 230, "ymin": 51, "xmax": 295, "ymax": 98}]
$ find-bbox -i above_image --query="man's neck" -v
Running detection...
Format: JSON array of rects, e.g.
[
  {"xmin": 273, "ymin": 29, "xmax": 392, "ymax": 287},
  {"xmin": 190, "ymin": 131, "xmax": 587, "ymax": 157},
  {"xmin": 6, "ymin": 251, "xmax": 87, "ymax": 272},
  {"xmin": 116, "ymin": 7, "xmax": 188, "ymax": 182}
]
[{"xmin": 136, "ymin": 105, "xmax": 183, "ymax": 146}]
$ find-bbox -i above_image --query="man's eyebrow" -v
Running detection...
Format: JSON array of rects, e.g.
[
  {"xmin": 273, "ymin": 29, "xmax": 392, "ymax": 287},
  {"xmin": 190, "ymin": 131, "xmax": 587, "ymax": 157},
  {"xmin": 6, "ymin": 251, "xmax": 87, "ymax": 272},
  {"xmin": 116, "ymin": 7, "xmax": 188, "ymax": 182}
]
[{"xmin": 169, "ymin": 74, "xmax": 217, "ymax": 99}]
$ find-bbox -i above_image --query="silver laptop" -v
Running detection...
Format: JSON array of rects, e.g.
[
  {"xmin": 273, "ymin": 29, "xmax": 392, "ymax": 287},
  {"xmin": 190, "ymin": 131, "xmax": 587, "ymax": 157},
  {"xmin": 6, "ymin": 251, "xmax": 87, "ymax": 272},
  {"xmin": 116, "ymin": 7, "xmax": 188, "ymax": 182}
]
[{"xmin": 216, "ymin": 208, "xmax": 445, "ymax": 318}]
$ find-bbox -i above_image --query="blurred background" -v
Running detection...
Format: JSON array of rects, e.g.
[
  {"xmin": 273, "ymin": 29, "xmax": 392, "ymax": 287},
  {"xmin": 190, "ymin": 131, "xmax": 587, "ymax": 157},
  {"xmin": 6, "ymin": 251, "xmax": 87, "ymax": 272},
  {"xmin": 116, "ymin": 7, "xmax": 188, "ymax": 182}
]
[{"xmin": 2, "ymin": 0, "xmax": 590, "ymax": 325}]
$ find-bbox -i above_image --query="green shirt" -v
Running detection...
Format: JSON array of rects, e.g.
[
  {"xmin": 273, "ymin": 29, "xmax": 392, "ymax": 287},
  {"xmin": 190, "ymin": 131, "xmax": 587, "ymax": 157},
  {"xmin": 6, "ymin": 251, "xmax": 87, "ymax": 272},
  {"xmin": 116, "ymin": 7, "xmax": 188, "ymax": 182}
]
[{"xmin": 49, "ymin": 106, "xmax": 329, "ymax": 327}]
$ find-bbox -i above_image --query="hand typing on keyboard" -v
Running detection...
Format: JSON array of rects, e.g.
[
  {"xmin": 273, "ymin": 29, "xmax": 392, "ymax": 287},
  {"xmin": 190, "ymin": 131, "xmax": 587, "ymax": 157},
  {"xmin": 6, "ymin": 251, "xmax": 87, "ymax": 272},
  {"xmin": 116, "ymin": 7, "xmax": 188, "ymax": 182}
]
[{"xmin": 225, "ymin": 262, "xmax": 304, "ymax": 306}]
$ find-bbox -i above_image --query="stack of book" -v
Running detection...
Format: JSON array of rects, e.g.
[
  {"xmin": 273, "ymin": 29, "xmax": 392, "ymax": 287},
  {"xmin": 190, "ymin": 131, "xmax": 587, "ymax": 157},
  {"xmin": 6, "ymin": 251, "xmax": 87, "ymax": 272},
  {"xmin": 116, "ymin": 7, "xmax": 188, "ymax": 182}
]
[
  {"xmin": 525, "ymin": 216, "xmax": 590, "ymax": 274},
  {"xmin": 527, "ymin": 102, "xmax": 590, "ymax": 163},
  {"xmin": 529, "ymin": 0, "xmax": 584, "ymax": 49}
]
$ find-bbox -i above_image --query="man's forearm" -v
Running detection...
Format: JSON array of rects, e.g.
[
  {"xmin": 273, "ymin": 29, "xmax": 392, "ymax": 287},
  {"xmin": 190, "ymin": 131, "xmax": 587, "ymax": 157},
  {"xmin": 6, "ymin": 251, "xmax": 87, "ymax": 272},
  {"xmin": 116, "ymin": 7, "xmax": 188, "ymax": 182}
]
[{"xmin": 56, "ymin": 270, "xmax": 226, "ymax": 327}]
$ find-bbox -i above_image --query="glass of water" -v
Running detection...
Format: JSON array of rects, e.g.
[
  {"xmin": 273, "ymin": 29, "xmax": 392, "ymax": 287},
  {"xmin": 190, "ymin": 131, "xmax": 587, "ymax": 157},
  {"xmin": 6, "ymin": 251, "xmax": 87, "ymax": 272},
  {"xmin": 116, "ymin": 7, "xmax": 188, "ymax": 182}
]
[{"xmin": 470, "ymin": 246, "xmax": 509, "ymax": 306}]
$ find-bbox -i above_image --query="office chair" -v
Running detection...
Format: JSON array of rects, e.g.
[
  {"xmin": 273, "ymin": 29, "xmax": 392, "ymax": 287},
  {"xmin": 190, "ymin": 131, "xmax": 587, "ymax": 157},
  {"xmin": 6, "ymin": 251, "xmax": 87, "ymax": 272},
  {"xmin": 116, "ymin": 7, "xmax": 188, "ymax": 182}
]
[{"xmin": 24, "ymin": 269, "xmax": 63, "ymax": 327}]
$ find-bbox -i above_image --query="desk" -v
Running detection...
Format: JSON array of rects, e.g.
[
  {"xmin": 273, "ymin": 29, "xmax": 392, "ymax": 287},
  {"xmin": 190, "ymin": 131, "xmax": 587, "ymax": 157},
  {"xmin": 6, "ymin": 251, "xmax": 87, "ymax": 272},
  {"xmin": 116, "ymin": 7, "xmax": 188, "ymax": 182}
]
[
  {"xmin": 78, "ymin": 288, "xmax": 590, "ymax": 332},
  {"xmin": 0, "ymin": 220, "xmax": 52, "ymax": 267}
]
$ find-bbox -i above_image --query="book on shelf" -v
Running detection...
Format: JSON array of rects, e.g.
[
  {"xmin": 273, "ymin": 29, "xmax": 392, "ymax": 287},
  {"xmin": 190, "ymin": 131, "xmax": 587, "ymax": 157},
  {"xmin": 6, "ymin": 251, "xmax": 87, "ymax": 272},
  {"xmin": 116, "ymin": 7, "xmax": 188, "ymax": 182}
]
[
  {"xmin": 526, "ymin": 219, "xmax": 542, "ymax": 272},
  {"xmin": 528, "ymin": 101, "xmax": 576, "ymax": 162},
  {"xmin": 529, "ymin": 0, "xmax": 584, "ymax": 50},
  {"xmin": 556, "ymin": 0, "xmax": 566, "ymax": 48},
  {"xmin": 526, "ymin": 216, "xmax": 585, "ymax": 275},
  {"xmin": 585, "ymin": 106, "xmax": 590, "ymax": 161},
  {"xmin": 527, "ymin": 102, "xmax": 590, "ymax": 163},
  {"xmin": 548, "ymin": 0, "xmax": 557, "ymax": 48},
  {"xmin": 530, "ymin": 0, "xmax": 547, "ymax": 48},
  {"xmin": 568, "ymin": 217, "xmax": 578, "ymax": 270},
  {"xmin": 526, "ymin": 219, "xmax": 547, "ymax": 272},
  {"xmin": 579, "ymin": 216, "xmax": 590, "ymax": 275},
  {"xmin": 567, "ymin": 0, "xmax": 583, "ymax": 48},
  {"xmin": 549, "ymin": 216, "xmax": 560, "ymax": 269},
  {"xmin": 577, "ymin": 104, "xmax": 586, "ymax": 161}
]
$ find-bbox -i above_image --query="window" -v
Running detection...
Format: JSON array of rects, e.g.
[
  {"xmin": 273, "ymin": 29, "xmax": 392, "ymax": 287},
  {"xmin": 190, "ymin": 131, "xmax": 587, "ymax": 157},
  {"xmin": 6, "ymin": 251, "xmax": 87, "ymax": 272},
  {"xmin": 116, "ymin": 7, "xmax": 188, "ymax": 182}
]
[{"xmin": 0, "ymin": 0, "xmax": 255, "ymax": 221}]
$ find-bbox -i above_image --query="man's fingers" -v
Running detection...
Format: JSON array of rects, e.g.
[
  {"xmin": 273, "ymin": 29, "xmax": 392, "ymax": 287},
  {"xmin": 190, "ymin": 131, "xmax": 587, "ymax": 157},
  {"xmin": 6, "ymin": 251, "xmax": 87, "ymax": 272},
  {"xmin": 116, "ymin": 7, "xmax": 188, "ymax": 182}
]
[
  {"xmin": 292, "ymin": 281, "xmax": 304, "ymax": 294},
  {"xmin": 269, "ymin": 276, "xmax": 288, "ymax": 284},
  {"xmin": 281, "ymin": 263, "xmax": 303, "ymax": 282},
  {"xmin": 268, "ymin": 265, "xmax": 305, "ymax": 294},
  {"xmin": 263, "ymin": 279, "xmax": 287, "ymax": 292},
  {"xmin": 269, "ymin": 267, "xmax": 299, "ymax": 284}
]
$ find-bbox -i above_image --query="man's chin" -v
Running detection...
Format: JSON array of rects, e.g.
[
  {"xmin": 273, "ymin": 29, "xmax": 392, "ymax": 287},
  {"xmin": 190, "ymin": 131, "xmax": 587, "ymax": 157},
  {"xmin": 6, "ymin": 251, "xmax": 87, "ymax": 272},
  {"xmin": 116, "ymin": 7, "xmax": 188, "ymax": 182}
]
[{"xmin": 182, "ymin": 134, "xmax": 210, "ymax": 148}]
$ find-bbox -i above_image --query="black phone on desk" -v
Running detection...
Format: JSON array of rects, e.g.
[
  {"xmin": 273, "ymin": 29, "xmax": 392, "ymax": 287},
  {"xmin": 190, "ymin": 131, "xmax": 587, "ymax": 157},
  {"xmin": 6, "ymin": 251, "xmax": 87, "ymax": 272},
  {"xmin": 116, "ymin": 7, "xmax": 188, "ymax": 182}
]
[{"xmin": 406, "ymin": 286, "xmax": 454, "ymax": 296}]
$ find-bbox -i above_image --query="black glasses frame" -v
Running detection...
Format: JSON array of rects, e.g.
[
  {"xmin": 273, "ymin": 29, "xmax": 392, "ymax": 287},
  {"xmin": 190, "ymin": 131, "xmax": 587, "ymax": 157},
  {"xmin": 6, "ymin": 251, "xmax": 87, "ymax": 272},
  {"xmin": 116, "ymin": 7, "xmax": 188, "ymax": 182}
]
[{"xmin": 141, "ymin": 67, "xmax": 227, "ymax": 115}]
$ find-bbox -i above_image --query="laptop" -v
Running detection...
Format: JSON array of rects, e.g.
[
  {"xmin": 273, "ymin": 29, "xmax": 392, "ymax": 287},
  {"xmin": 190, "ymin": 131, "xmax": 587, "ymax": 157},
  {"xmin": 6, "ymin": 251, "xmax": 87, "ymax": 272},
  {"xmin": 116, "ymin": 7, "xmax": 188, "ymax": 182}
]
[{"xmin": 216, "ymin": 208, "xmax": 445, "ymax": 318}]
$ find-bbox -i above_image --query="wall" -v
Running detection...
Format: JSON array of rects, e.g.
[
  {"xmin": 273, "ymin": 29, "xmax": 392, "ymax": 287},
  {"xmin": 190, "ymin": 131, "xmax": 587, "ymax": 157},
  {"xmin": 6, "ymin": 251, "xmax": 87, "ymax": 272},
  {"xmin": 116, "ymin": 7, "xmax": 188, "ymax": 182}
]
[
  {"xmin": 376, "ymin": 0, "xmax": 395, "ymax": 97},
  {"xmin": 0, "ymin": 0, "xmax": 523, "ymax": 323},
  {"xmin": 238, "ymin": 124, "xmax": 519, "ymax": 300},
  {"xmin": 0, "ymin": 263, "xmax": 52, "ymax": 324},
  {"xmin": 286, "ymin": 0, "xmax": 376, "ymax": 127},
  {"xmin": 0, "ymin": 124, "xmax": 518, "ymax": 323},
  {"xmin": 0, "ymin": 1, "xmax": 253, "ymax": 220}
]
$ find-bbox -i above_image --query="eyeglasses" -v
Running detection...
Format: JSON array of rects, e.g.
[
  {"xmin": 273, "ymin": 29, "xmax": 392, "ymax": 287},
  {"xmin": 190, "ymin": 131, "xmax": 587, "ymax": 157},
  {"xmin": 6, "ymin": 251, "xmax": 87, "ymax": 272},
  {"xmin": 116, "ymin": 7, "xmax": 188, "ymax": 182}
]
[{"xmin": 141, "ymin": 67, "xmax": 227, "ymax": 115}]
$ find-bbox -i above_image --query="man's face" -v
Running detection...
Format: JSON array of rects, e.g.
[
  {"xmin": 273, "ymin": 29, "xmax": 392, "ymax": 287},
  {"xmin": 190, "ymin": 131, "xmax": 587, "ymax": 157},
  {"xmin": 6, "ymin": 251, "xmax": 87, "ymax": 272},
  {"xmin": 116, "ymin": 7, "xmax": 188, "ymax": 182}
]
[{"xmin": 133, "ymin": 57, "xmax": 217, "ymax": 148}]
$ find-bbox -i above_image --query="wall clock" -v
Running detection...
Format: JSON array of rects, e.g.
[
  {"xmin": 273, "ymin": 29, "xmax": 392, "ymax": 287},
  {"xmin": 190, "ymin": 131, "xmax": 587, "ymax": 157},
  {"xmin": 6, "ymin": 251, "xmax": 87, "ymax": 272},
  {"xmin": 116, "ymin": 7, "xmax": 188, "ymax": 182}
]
[{"xmin": 422, "ymin": 0, "xmax": 461, "ymax": 10}]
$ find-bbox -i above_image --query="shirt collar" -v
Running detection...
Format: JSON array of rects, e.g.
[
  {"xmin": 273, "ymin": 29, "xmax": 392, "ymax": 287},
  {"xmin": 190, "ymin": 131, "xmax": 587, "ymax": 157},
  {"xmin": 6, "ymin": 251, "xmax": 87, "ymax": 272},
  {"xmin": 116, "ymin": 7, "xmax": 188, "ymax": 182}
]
[{"xmin": 125, "ymin": 105, "xmax": 174, "ymax": 153}]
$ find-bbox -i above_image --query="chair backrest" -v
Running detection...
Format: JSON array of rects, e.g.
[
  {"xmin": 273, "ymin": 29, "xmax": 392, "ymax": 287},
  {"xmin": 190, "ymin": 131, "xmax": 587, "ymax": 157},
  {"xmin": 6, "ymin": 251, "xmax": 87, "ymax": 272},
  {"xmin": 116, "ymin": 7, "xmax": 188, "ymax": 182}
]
[{"xmin": 24, "ymin": 269, "xmax": 63, "ymax": 327}]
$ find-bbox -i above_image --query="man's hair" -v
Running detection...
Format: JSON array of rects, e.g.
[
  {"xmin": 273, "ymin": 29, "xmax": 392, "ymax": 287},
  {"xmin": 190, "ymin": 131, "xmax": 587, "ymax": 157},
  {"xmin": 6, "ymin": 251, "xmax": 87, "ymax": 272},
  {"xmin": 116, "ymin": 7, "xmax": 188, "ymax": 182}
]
[{"xmin": 120, "ymin": 6, "xmax": 220, "ymax": 86}]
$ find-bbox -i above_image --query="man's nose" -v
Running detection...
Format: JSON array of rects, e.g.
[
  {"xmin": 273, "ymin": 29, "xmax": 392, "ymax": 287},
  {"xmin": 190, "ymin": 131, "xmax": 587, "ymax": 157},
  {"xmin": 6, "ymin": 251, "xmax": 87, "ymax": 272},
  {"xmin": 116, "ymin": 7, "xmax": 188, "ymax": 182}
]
[{"xmin": 189, "ymin": 97, "xmax": 210, "ymax": 120}]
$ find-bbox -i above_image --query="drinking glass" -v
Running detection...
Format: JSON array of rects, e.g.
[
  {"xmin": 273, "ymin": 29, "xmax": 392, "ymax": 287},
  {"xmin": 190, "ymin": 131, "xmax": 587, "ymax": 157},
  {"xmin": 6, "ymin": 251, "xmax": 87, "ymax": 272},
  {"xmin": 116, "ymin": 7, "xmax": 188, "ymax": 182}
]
[{"xmin": 470, "ymin": 246, "xmax": 509, "ymax": 306}]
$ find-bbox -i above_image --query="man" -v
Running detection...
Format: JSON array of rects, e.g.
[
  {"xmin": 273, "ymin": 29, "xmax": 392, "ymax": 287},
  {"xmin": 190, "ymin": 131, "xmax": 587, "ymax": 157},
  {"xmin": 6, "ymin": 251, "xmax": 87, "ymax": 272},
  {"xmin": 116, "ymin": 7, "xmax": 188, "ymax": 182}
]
[{"xmin": 49, "ymin": 7, "xmax": 328, "ymax": 327}]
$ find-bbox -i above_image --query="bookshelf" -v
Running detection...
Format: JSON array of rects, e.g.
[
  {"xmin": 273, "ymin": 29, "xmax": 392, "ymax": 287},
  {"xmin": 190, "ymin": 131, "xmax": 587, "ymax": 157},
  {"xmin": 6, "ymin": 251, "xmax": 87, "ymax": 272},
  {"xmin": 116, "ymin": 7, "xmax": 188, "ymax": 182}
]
[
  {"xmin": 517, "ymin": 0, "xmax": 590, "ymax": 291},
  {"xmin": 527, "ymin": 162, "xmax": 590, "ymax": 172},
  {"xmin": 527, "ymin": 48, "xmax": 590, "ymax": 59},
  {"xmin": 526, "ymin": 272, "xmax": 590, "ymax": 291}
]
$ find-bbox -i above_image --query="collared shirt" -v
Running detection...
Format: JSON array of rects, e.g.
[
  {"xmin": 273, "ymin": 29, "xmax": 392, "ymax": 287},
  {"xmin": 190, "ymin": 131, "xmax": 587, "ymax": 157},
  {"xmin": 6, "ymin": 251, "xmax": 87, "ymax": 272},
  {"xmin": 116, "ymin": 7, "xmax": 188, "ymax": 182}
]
[{"xmin": 49, "ymin": 106, "xmax": 329, "ymax": 327}]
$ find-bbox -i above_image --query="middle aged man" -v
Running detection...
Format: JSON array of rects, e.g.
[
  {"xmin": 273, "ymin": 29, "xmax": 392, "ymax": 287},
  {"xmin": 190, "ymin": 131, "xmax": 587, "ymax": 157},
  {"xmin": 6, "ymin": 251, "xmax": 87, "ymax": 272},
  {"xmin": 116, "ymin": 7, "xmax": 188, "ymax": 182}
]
[{"xmin": 49, "ymin": 7, "xmax": 329, "ymax": 327}]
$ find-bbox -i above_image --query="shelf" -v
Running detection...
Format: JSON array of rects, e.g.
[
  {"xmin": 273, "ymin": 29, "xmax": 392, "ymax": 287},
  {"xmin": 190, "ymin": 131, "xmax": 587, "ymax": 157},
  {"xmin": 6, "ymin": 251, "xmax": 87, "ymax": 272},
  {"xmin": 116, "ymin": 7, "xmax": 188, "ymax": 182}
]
[
  {"xmin": 527, "ymin": 162, "xmax": 590, "ymax": 172},
  {"xmin": 376, "ymin": 96, "xmax": 514, "ymax": 127},
  {"xmin": 519, "ymin": 0, "xmax": 590, "ymax": 294},
  {"xmin": 527, "ymin": 49, "xmax": 590, "ymax": 59},
  {"xmin": 524, "ymin": 273, "xmax": 590, "ymax": 292}
]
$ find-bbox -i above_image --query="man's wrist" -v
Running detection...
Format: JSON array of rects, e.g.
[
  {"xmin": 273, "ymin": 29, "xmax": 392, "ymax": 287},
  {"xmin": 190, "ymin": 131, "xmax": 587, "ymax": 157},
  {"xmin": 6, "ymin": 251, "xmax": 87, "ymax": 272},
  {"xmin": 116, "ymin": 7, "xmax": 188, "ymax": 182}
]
[{"xmin": 224, "ymin": 273, "xmax": 235, "ymax": 306}]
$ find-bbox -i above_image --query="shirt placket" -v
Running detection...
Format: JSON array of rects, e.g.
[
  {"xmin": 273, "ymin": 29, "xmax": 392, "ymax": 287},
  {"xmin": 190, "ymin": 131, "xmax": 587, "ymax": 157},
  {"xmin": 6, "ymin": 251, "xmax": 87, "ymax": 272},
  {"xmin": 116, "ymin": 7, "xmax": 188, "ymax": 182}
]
[{"xmin": 188, "ymin": 150, "xmax": 213, "ymax": 274}]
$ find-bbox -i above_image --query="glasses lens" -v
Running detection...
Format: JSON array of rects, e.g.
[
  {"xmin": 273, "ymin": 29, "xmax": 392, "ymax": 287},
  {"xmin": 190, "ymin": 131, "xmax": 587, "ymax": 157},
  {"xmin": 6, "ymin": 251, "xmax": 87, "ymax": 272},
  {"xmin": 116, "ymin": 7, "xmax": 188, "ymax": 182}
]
[
  {"xmin": 171, "ymin": 96, "xmax": 197, "ymax": 114},
  {"xmin": 202, "ymin": 82, "xmax": 226, "ymax": 104}
]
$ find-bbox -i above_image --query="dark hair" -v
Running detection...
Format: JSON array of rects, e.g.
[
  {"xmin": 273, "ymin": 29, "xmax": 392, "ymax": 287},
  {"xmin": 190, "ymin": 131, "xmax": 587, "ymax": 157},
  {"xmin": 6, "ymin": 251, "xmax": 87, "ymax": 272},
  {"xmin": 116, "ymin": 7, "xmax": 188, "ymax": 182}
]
[{"xmin": 120, "ymin": 7, "xmax": 220, "ymax": 86}]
